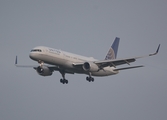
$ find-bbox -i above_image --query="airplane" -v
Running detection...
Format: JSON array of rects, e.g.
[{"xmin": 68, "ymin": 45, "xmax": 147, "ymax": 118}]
[{"xmin": 15, "ymin": 37, "xmax": 160, "ymax": 84}]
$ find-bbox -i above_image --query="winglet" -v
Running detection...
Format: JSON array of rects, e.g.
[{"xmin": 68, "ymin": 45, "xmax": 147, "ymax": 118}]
[
  {"xmin": 149, "ymin": 44, "xmax": 160, "ymax": 56},
  {"xmin": 113, "ymin": 65, "xmax": 144, "ymax": 71},
  {"xmin": 15, "ymin": 56, "xmax": 17, "ymax": 65},
  {"xmin": 156, "ymin": 44, "xmax": 160, "ymax": 53}
]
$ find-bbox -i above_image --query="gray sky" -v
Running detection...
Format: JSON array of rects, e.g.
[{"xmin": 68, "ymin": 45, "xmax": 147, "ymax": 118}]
[{"xmin": 1, "ymin": 0, "xmax": 167, "ymax": 120}]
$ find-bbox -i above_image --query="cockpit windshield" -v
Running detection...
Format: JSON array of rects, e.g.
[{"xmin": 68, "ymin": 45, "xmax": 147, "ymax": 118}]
[{"xmin": 31, "ymin": 49, "xmax": 42, "ymax": 52}]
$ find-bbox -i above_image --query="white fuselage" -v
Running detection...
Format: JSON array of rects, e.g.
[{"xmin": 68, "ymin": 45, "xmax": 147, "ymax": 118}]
[{"xmin": 29, "ymin": 46, "xmax": 118, "ymax": 76}]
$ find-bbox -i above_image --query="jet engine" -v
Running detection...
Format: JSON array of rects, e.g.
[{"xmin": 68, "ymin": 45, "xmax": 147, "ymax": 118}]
[
  {"xmin": 82, "ymin": 62, "xmax": 99, "ymax": 72},
  {"xmin": 36, "ymin": 66, "xmax": 53, "ymax": 76}
]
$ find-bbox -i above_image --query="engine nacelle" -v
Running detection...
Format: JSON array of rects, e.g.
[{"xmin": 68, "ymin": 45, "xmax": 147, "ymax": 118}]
[
  {"xmin": 82, "ymin": 62, "xmax": 99, "ymax": 72},
  {"xmin": 36, "ymin": 66, "xmax": 53, "ymax": 76}
]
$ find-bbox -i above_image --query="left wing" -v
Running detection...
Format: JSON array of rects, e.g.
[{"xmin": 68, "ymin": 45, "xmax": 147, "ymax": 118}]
[
  {"xmin": 15, "ymin": 56, "xmax": 38, "ymax": 68},
  {"xmin": 15, "ymin": 56, "xmax": 74, "ymax": 74}
]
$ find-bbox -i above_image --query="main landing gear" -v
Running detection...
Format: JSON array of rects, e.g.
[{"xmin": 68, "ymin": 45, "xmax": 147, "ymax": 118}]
[
  {"xmin": 86, "ymin": 73, "xmax": 94, "ymax": 82},
  {"xmin": 59, "ymin": 71, "xmax": 68, "ymax": 84},
  {"xmin": 86, "ymin": 76, "xmax": 94, "ymax": 82},
  {"xmin": 59, "ymin": 71, "xmax": 94, "ymax": 84},
  {"xmin": 60, "ymin": 78, "xmax": 68, "ymax": 84}
]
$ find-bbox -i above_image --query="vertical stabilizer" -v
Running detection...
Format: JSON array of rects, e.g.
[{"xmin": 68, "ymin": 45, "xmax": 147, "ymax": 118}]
[{"xmin": 105, "ymin": 37, "xmax": 120, "ymax": 60}]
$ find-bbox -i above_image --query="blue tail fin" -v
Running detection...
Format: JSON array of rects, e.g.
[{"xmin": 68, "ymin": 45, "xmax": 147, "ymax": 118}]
[{"xmin": 105, "ymin": 37, "xmax": 120, "ymax": 60}]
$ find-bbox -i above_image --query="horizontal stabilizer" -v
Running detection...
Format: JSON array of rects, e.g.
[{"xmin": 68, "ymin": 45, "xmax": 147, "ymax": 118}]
[{"xmin": 113, "ymin": 65, "xmax": 144, "ymax": 71}]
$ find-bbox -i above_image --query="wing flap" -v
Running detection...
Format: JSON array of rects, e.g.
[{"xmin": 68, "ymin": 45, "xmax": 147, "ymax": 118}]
[
  {"xmin": 113, "ymin": 65, "xmax": 144, "ymax": 71},
  {"xmin": 95, "ymin": 58, "xmax": 136, "ymax": 68}
]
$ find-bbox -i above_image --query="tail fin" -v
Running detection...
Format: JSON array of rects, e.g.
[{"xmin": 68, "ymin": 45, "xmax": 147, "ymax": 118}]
[{"xmin": 105, "ymin": 37, "xmax": 120, "ymax": 60}]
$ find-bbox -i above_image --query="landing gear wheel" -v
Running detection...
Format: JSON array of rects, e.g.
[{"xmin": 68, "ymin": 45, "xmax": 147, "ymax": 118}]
[
  {"xmin": 91, "ymin": 77, "xmax": 94, "ymax": 82},
  {"xmin": 59, "ymin": 70, "xmax": 69, "ymax": 84},
  {"xmin": 60, "ymin": 79, "xmax": 63, "ymax": 83},
  {"xmin": 65, "ymin": 79, "xmax": 68, "ymax": 84},
  {"xmin": 60, "ymin": 79, "xmax": 68, "ymax": 84},
  {"xmin": 86, "ymin": 76, "xmax": 94, "ymax": 82}
]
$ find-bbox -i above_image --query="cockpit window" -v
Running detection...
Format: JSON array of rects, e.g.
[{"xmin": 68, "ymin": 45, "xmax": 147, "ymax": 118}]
[{"xmin": 31, "ymin": 49, "xmax": 42, "ymax": 52}]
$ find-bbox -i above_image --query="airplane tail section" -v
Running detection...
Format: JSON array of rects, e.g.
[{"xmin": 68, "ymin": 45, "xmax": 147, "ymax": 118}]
[{"xmin": 105, "ymin": 37, "xmax": 120, "ymax": 60}]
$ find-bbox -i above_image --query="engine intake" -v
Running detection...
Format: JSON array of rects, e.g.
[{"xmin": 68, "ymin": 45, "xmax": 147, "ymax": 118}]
[
  {"xmin": 36, "ymin": 66, "xmax": 53, "ymax": 76},
  {"xmin": 82, "ymin": 62, "xmax": 99, "ymax": 72}
]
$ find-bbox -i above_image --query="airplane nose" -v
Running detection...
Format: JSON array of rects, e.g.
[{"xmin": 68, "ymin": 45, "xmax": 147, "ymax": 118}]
[
  {"xmin": 29, "ymin": 52, "xmax": 35, "ymax": 60},
  {"xmin": 29, "ymin": 53, "xmax": 33, "ymax": 59}
]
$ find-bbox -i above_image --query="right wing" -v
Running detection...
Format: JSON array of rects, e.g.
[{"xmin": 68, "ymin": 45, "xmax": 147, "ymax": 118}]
[
  {"xmin": 94, "ymin": 44, "xmax": 160, "ymax": 69},
  {"xmin": 72, "ymin": 44, "xmax": 160, "ymax": 71}
]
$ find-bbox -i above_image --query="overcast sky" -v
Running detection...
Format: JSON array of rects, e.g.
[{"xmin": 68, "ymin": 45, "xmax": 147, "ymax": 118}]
[{"xmin": 1, "ymin": 0, "xmax": 167, "ymax": 120}]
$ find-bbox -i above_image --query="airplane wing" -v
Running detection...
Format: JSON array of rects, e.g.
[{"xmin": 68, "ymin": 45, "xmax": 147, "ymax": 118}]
[
  {"xmin": 73, "ymin": 44, "xmax": 160, "ymax": 70},
  {"xmin": 94, "ymin": 57, "xmax": 136, "ymax": 68},
  {"xmin": 15, "ymin": 56, "xmax": 74, "ymax": 74},
  {"xmin": 15, "ymin": 57, "xmax": 58, "ymax": 70},
  {"xmin": 15, "ymin": 56, "xmax": 38, "ymax": 67},
  {"xmin": 94, "ymin": 44, "xmax": 160, "ymax": 68}
]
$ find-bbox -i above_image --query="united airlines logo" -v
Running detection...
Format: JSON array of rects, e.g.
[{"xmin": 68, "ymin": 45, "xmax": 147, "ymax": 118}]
[{"xmin": 105, "ymin": 48, "xmax": 115, "ymax": 60}]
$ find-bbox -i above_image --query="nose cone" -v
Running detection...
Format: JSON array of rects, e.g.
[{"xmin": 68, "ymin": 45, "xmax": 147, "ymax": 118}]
[{"xmin": 29, "ymin": 52, "xmax": 36, "ymax": 60}]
